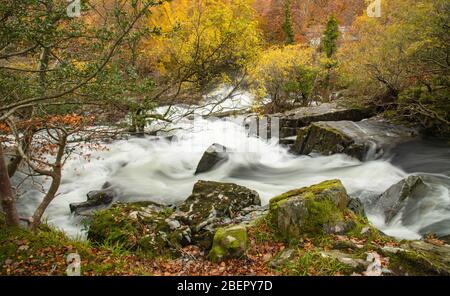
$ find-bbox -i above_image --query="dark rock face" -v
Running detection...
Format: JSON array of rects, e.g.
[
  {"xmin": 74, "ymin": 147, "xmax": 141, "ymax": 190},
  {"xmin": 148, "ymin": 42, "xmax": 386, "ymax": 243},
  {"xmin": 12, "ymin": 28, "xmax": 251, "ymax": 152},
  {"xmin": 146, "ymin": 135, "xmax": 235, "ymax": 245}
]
[
  {"xmin": 290, "ymin": 118, "xmax": 419, "ymax": 160},
  {"xmin": 374, "ymin": 174, "xmax": 450, "ymax": 241},
  {"xmin": 70, "ymin": 182, "xmax": 118, "ymax": 216},
  {"xmin": 273, "ymin": 103, "xmax": 375, "ymax": 138},
  {"xmin": 194, "ymin": 143, "xmax": 229, "ymax": 175},
  {"xmin": 375, "ymin": 176, "xmax": 430, "ymax": 224},
  {"xmin": 175, "ymin": 180, "xmax": 261, "ymax": 248}
]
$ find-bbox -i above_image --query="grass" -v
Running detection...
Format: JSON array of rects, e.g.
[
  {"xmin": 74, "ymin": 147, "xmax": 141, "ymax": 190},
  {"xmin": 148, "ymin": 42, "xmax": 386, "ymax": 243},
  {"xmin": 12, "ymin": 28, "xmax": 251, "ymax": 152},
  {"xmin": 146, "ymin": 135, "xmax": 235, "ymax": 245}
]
[{"xmin": 280, "ymin": 249, "xmax": 352, "ymax": 276}]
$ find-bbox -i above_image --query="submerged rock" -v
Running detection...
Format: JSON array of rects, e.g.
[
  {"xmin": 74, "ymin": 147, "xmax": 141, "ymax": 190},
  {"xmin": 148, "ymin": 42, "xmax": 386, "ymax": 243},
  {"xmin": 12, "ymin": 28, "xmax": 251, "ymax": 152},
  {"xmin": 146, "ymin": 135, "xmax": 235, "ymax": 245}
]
[
  {"xmin": 290, "ymin": 117, "xmax": 419, "ymax": 160},
  {"xmin": 268, "ymin": 180, "xmax": 351, "ymax": 240},
  {"xmin": 208, "ymin": 225, "xmax": 248, "ymax": 262},
  {"xmin": 70, "ymin": 182, "xmax": 119, "ymax": 216},
  {"xmin": 195, "ymin": 143, "xmax": 229, "ymax": 175},
  {"xmin": 175, "ymin": 180, "xmax": 261, "ymax": 248}
]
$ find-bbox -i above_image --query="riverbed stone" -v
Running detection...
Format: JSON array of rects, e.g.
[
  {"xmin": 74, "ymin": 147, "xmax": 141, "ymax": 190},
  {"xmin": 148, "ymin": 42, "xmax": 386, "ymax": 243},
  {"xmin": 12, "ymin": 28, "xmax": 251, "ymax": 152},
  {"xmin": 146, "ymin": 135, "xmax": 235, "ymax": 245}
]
[
  {"xmin": 88, "ymin": 201, "xmax": 188, "ymax": 257},
  {"xmin": 195, "ymin": 143, "xmax": 229, "ymax": 175},
  {"xmin": 272, "ymin": 103, "xmax": 375, "ymax": 138},
  {"xmin": 70, "ymin": 182, "xmax": 119, "ymax": 216},
  {"xmin": 269, "ymin": 180, "xmax": 350, "ymax": 240},
  {"xmin": 175, "ymin": 180, "xmax": 261, "ymax": 249},
  {"xmin": 375, "ymin": 175, "xmax": 429, "ymax": 224},
  {"xmin": 385, "ymin": 241, "xmax": 450, "ymax": 276},
  {"xmin": 208, "ymin": 225, "xmax": 248, "ymax": 262},
  {"xmin": 290, "ymin": 118, "xmax": 419, "ymax": 160}
]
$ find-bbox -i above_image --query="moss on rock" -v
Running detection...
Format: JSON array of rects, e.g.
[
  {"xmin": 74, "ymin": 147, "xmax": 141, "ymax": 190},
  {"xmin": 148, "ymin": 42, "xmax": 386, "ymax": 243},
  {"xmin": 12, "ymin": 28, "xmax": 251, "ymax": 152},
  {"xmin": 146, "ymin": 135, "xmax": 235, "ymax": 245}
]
[
  {"xmin": 208, "ymin": 225, "xmax": 248, "ymax": 263},
  {"xmin": 88, "ymin": 202, "xmax": 182, "ymax": 258},
  {"xmin": 269, "ymin": 180, "xmax": 349, "ymax": 236}
]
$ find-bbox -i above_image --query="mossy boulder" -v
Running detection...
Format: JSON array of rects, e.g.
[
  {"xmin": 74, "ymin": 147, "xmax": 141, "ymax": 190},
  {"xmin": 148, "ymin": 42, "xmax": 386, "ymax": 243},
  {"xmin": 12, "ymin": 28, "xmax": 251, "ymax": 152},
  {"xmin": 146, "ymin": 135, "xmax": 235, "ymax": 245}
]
[
  {"xmin": 269, "ymin": 180, "xmax": 351, "ymax": 240},
  {"xmin": 208, "ymin": 225, "xmax": 248, "ymax": 262},
  {"xmin": 175, "ymin": 180, "xmax": 260, "ymax": 249},
  {"xmin": 88, "ymin": 202, "xmax": 188, "ymax": 257},
  {"xmin": 291, "ymin": 123, "xmax": 363, "ymax": 159}
]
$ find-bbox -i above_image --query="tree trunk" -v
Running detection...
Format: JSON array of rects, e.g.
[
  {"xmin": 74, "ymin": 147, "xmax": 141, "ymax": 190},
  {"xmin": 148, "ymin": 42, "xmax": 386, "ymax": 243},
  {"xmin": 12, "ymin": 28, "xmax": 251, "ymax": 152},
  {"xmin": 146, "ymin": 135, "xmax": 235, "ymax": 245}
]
[
  {"xmin": 29, "ymin": 174, "xmax": 61, "ymax": 231},
  {"xmin": 0, "ymin": 143, "xmax": 20, "ymax": 226}
]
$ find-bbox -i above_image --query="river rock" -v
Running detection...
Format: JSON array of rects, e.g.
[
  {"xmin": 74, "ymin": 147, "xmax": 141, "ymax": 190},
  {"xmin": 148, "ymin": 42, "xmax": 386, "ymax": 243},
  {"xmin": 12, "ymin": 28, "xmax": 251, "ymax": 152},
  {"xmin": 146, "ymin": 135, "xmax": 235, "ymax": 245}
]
[
  {"xmin": 290, "ymin": 117, "xmax": 419, "ymax": 160},
  {"xmin": 208, "ymin": 225, "xmax": 248, "ymax": 262},
  {"xmin": 70, "ymin": 182, "xmax": 118, "ymax": 216},
  {"xmin": 384, "ymin": 241, "xmax": 450, "ymax": 275},
  {"xmin": 320, "ymin": 250, "xmax": 370, "ymax": 271},
  {"xmin": 195, "ymin": 143, "xmax": 229, "ymax": 175},
  {"xmin": 419, "ymin": 219, "xmax": 450, "ymax": 244},
  {"xmin": 273, "ymin": 103, "xmax": 375, "ymax": 138},
  {"xmin": 373, "ymin": 174, "xmax": 450, "ymax": 241},
  {"xmin": 88, "ymin": 201, "xmax": 190, "ymax": 256},
  {"xmin": 375, "ymin": 175, "xmax": 430, "ymax": 224},
  {"xmin": 174, "ymin": 180, "xmax": 261, "ymax": 248},
  {"xmin": 268, "ymin": 180, "xmax": 350, "ymax": 240},
  {"xmin": 347, "ymin": 197, "xmax": 366, "ymax": 217}
]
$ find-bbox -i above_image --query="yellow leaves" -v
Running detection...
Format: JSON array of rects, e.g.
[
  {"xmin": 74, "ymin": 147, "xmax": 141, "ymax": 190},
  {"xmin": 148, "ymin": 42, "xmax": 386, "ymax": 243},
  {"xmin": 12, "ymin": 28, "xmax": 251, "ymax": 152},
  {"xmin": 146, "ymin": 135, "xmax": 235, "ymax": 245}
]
[
  {"xmin": 72, "ymin": 60, "xmax": 88, "ymax": 72},
  {"xmin": 142, "ymin": 0, "xmax": 261, "ymax": 78},
  {"xmin": 248, "ymin": 44, "xmax": 316, "ymax": 104}
]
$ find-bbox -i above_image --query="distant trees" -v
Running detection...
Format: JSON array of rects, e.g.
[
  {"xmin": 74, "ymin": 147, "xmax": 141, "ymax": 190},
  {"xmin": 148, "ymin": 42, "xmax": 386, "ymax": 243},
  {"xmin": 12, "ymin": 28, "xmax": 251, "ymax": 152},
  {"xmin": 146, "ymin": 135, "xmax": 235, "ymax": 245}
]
[
  {"xmin": 339, "ymin": 0, "xmax": 449, "ymax": 134},
  {"xmin": 254, "ymin": 0, "xmax": 365, "ymax": 44},
  {"xmin": 249, "ymin": 45, "xmax": 317, "ymax": 112},
  {"xmin": 143, "ymin": 0, "xmax": 261, "ymax": 103}
]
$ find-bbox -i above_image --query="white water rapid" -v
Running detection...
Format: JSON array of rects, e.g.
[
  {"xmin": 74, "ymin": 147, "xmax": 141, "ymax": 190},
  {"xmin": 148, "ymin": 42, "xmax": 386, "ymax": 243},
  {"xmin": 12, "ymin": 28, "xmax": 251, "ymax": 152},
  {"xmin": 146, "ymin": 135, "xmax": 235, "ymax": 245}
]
[{"xmin": 14, "ymin": 88, "xmax": 450, "ymax": 241}]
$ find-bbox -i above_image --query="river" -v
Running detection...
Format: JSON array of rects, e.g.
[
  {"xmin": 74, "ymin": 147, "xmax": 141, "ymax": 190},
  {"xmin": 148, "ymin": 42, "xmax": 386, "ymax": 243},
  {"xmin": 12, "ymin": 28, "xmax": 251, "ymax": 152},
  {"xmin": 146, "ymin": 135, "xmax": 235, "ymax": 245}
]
[{"xmin": 15, "ymin": 89, "xmax": 450, "ymax": 241}]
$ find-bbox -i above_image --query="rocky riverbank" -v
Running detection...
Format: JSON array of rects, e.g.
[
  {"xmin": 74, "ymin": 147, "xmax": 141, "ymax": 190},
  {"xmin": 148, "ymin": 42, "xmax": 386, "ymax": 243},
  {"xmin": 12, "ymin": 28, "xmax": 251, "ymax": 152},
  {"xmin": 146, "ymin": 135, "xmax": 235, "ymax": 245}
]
[{"xmin": 75, "ymin": 178, "xmax": 450, "ymax": 275}]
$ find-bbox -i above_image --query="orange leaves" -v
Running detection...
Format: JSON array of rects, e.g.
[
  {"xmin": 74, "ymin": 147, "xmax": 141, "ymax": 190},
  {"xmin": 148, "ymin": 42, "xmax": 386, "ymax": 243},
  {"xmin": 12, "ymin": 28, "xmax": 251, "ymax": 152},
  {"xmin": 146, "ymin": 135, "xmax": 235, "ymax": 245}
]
[{"xmin": 1, "ymin": 114, "xmax": 95, "ymax": 135}]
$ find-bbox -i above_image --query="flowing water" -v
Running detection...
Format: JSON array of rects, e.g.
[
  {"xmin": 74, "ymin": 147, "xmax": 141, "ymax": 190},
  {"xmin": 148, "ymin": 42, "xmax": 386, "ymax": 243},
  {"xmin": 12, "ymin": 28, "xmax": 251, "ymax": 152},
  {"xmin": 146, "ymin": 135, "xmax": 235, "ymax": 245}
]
[{"xmin": 14, "ymin": 89, "xmax": 450, "ymax": 241}]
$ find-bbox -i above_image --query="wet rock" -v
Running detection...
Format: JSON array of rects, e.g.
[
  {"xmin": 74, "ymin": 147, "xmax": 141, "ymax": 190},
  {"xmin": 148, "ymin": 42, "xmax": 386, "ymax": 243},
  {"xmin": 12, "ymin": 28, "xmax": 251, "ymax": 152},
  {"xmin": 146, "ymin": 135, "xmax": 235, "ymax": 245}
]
[
  {"xmin": 375, "ymin": 175, "xmax": 430, "ymax": 224},
  {"xmin": 208, "ymin": 225, "xmax": 248, "ymax": 262},
  {"xmin": 175, "ymin": 180, "xmax": 261, "ymax": 249},
  {"xmin": 70, "ymin": 182, "xmax": 119, "ymax": 216},
  {"xmin": 269, "ymin": 180, "xmax": 350, "ymax": 240},
  {"xmin": 290, "ymin": 117, "xmax": 419, "ymax": 160},
  {"xmin": 195, "ymin": 143, "xmax": 229, "ymax": 175},
  {"xmin": 372, "ymin": 174, "xmax": 450, "ymax": 242},
  {"xmin": 273, "ymin": 103, "xmax": 375, "ymax": 138}
]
